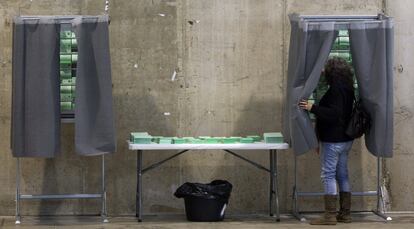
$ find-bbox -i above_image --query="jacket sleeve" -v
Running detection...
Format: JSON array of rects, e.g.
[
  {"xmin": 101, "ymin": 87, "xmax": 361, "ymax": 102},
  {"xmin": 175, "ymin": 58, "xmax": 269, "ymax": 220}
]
[{"xmin": 310, "ymin": 87, "xmax": 344, "ymax": 123}]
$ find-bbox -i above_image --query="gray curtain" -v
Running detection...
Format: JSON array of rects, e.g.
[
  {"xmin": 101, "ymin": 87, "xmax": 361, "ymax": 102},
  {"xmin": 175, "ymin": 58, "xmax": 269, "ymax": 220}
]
[
  {"xmin": 11, "ymin": 17, "xmax": 61, "ymax": 157},
  {"xmin": 349, "ymin": 19, "xmax": 394, "ymax": 157},
  {"xmin": 73, "ymin": 15, "xmax": 116, "ymax": 156},
  {"xmin": 283, "ymin": 17, "xmax": 337, "ymax": 155}
]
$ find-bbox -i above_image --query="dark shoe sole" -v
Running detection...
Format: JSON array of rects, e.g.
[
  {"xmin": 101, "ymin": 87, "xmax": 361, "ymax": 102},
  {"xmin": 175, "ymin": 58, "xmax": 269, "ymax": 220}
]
[
  {"xmin": 310, "ymin": 222, "xmax": 337, "ymax": 225},
  {"xmin": 337, "ymin": 219, "xmax": 352, "ymax": 223}
]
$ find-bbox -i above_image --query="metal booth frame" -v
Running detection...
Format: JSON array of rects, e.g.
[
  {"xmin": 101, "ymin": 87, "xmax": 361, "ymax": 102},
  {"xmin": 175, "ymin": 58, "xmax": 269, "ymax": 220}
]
[
  {"xmin": 15, "ymin": 114, "xmax": 108, "ymax": 224},
  {"xmin": 14, "ymin": 9, "xmax": 111, "ymax": 224},
  {"xmin": 15, "ymin": 154, "xmax": 108, "ymax": 224},
  {"xmin": 292, "ymin": 155, "xmax": 391, "ymax": 222},
  {"xmin": 289, "ymin": 14, "xmax": 392, "ymax": 222}
]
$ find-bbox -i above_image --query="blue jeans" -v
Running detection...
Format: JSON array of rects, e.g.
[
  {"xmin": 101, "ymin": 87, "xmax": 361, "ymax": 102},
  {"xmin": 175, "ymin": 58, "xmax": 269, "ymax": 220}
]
[{"xmin": 320, "ymin": 141, "xmax": 353, "ymax": 195}]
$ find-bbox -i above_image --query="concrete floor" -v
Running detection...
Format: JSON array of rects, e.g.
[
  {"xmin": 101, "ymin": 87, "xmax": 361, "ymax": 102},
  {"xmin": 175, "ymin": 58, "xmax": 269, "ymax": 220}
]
[
  {"xmin": 0, "ymin": 213, "xmax": 413, "ymax": 229},
  {"xmin": 0, "ymin": 0, "xmax": 414, "ymax": 218}
]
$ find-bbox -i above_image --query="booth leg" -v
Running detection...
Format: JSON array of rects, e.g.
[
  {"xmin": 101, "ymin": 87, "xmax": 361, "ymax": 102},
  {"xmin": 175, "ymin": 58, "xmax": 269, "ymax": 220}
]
[
  {"xmin": 292, "ymin": 156, "xmax": 306, "ymax": 222},
  {"xmin": 13, "ymin": 155, "xmax": 112, "ymax": 224},
  {"xmin": 101, "ymin": 155, "xmax": 109, "ymax": 223},
  {"xmin": 15, "ymin": 158, "xmax": 21, "ymax": 225},
  {"xmin": 373, "ymin": 157, "xmax": 392, "ymax": 221}
]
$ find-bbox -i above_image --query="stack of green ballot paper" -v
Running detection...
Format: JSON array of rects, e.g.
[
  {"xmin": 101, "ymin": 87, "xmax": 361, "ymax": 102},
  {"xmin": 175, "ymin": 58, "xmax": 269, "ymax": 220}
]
[
  {"xmin": 129, "ymin": 133, "xmax": 286, "ymax": 144},
  {"xmin": 59, "ymin": 30, "xmax": 78, "ymax": 112},
  {"xmin": 130, "ymin": 132, "xmax": 152, "ymax": 144}
]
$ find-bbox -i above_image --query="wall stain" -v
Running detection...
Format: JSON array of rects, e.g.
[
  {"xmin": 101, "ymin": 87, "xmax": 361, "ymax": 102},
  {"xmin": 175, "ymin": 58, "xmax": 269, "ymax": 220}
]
[{"xmin": 395, "ymin": 106, "xmax": 413, "ymax": 124}]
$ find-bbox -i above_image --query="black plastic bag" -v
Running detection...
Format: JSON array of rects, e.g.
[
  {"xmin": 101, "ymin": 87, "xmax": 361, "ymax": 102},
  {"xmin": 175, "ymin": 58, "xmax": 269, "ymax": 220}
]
[
  {"xmin": 174, "ymin": 180, "xmax": 232, "ymax": 201},
  {"xmin": 175, "ymin": 180, "xmax": 233, "ymax": 221}
]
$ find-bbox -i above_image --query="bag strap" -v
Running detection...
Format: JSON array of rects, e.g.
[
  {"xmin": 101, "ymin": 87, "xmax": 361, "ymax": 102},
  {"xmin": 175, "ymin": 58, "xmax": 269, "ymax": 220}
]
[{"xmin": 339, "ymin": 93, "xmax": 357, "ymax": 127}]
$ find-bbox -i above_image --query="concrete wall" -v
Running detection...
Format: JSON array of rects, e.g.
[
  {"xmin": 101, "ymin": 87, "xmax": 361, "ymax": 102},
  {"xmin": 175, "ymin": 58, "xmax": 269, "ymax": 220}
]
[
  {"xmin": 0, "ymin": 0, "xmax": 412, "ymax": 216},
  {"xmin": 385, "ymin": 0, "xmax": 414, "ymax": 211}
]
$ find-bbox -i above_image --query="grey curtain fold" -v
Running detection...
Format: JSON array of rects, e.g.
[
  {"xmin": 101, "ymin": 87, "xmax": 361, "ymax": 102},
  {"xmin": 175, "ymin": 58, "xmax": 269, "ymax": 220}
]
[
  {"xmin": 11, "ymin": 17, "xmax": 61, "ymax": 157},
  {"xmin": 285, "ymin": 15, "xmax": 394, "ymax": 157},
  {"xmin": 283, "ymin": 18, "xmax": 337, "ymax": 155},
  {"xmin": 349, "ymin": 19, "xmax": 394, "ymax": 158},
  {"xmin": 73, "ymin": 15, "xmax": 116, "ymax": 156}
]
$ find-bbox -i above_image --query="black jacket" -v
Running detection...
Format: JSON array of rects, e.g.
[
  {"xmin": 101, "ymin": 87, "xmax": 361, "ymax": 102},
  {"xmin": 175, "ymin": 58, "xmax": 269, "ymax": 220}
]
[{"xmin": 310, "ymin": 81, "xmax": 355, "ymax": 142}]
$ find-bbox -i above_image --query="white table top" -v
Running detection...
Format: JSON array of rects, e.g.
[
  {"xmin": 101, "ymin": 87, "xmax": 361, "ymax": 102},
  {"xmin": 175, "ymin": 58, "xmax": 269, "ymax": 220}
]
[{"xmin": 128, "ymin": 141, "xmax": 289, "ymax": 150}]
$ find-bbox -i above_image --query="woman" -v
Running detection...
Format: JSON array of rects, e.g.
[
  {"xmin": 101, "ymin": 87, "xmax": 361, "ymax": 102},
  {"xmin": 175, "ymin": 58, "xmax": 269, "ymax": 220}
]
[{"xmin": 299, "ymin": 57, "xmax": 355, "ymax": 225}]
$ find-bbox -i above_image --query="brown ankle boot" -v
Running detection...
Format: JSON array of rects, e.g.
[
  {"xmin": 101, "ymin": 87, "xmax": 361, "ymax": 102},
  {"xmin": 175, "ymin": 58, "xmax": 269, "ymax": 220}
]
[
  {"xmin": 310, "ymin": 195, "xmax": 337, "ymax": 225},
  {"xmin": 337, "ymin": 192, "xmax": 352, "ymax": 223}
]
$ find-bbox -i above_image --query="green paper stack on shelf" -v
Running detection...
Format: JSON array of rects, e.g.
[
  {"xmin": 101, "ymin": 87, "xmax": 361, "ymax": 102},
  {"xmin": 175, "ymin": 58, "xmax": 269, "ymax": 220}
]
[
  {"xmin": 331, "ymin": 30, "xmax": 352, "ymax": 64},
  {"xmin": 60, "ymin": 102, "xmax": 72, "ymax": 111},
  {"xmin": 311, "ymin": 30, "xmax": 358, "ymax": 121},
  {"xmin": 60, "ymin": 29, "xmax": 77, "ymax": 112}
]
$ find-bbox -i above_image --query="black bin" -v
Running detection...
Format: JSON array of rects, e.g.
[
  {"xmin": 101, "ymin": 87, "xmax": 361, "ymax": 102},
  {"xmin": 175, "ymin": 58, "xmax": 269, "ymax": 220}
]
[{"xmin": 174, "ymin": 180, "xmax": 232, "ymax": 222}]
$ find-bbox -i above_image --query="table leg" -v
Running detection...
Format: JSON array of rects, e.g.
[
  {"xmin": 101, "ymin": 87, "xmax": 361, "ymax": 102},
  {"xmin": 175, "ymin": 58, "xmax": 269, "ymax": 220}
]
[
  {"xmin": 269, "ymin": 150, "xmax": 274, "ymax": 216},
  {"xmin": 136, "ymin": 150, "xmax": 143, "ymax": 222},
  {"xmin": 274, "ymin": 150, "xmax": 280, "ymax": 222}
]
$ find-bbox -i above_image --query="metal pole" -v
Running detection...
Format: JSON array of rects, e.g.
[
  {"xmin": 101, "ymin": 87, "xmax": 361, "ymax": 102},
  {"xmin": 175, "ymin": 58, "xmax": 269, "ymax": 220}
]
[
  {"xmin": 377, "ymin": 156, "xmax": 381, "ymax": 212},
  {"xmin": 15, "ymin": 158, "xmax": 21, "ymax": 225},
  {"xmin": 101, "ymin": 155, "xmax": 109, "ymax": 223},
  {"xmin": 293, "ymin": 155, "xmax": 297, "ymax": 213},
  {"xmin": 373, "ymin": 156, "xmax": 392, "ymax": 221},
  {"xmin": 12, "ymin": 154, "xmax": 111, "ymax": 223},
  {"xmin": 292, "ymin": 155, "xmax": 305, "ymax": 221},
  {"xmin": 274, "ymin": 150, "xmax": 280, "ymax": 222},
  {"xmin": 136, "ymin": 150, "xmax": 143, "ymax": 222},
  {"xmin": 269, "ymin": 150, "xmax": 274, "ymax": 216}
]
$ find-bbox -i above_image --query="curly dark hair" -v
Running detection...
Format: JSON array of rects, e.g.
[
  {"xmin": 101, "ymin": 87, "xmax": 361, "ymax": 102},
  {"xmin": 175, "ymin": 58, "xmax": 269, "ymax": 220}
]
[{"xmin": 324, "ymin": 57, "xmax": 354, "ymax": 89}]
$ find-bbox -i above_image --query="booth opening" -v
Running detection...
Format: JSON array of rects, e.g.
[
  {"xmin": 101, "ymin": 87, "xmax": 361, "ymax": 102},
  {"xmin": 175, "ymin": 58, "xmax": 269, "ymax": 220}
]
[{"xmin": 309, "ymin": 30, "xmax": 358, "ymax": 121}]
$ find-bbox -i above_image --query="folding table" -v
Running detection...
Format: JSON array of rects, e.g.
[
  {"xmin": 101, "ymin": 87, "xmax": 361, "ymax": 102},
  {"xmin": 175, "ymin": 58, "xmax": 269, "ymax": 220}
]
[{"xmin": 128, "ymin": 142, "xmax": 289, "ymax": 222}]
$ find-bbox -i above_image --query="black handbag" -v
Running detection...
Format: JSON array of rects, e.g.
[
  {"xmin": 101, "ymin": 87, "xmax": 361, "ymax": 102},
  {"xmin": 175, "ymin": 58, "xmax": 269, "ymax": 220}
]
[{"xmin": 345, "ymin": 99, "xmax": 371, "ymax": 139}]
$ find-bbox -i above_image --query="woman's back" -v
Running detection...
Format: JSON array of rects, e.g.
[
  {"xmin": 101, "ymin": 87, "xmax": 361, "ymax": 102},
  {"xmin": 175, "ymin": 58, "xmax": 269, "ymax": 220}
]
[{"xmin": 312, "ymin": 81, "xmax": 354, "ymax": 142}]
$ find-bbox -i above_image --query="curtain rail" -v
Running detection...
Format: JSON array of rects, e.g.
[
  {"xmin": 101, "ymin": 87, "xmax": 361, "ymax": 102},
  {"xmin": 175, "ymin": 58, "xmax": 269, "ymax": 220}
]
[
  {"xmin": 20, "ymin": 16, "xmax": 100, "ymax": 21},
  {"xmin": 305, "ymin": 19, "xmax": 383, "ymax": 22},
  {"xmin": 290, "ymin": 13, "xmax": 391, "ymax": 23},
  {"xmin": 299, "ymin": 15, "xmax": 381, "ymax": 20},
  {"xmin": 307, "ymin": 21, "xmax": 384, "ymax": 26}
]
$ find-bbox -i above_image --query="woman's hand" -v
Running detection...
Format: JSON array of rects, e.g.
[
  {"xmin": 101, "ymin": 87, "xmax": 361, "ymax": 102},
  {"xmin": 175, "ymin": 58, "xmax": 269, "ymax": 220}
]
[{"xmin": 299, "ymin": 99, "xmax": 313, "ymax": 111}]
